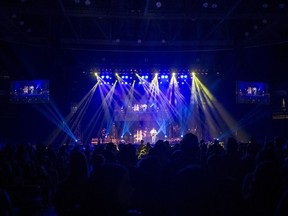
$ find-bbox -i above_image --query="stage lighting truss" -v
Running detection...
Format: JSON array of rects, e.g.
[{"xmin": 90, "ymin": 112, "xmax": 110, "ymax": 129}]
[{"xmin": 90, "ymin": 68, "xmax": 210, "ymax": 85}]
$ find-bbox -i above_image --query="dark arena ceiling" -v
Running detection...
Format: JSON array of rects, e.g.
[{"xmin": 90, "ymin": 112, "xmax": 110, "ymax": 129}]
[
  {"xmin": 0, "ymin": 0, "xmax": 288, "ymax": 85},
  {"xmin": 0, "ymin": 0, "xmax": 288, "ymax": 51}
]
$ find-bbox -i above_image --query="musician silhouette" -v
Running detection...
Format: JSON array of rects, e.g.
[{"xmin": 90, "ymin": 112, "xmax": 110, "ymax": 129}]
[
  {"xmin": 101, "ymin": 128, "xmax": 107, "ymax": 144},
  {"xmin": 150, "ymin": 128, "xmax": 157, "ymax": 144}
]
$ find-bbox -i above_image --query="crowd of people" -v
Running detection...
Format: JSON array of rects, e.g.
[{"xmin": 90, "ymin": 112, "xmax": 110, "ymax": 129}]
[{"xmin": 0, "ymin": 133, "xmax": 288, "ymax": 216}]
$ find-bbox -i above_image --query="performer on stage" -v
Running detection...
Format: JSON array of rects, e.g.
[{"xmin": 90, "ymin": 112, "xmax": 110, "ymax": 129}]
[
  {"xmin": 101, "ymin": 128, "xmax": 107, "ymax": 144},
  {"xmin": 150, "ymin": 128, "xmax": 157, "ymax": 144}
]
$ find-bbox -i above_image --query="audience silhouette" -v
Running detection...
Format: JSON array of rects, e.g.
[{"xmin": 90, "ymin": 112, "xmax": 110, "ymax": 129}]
[{"xmin": 0, "ymin": 132, "xmax": 287, "ymax": 216}]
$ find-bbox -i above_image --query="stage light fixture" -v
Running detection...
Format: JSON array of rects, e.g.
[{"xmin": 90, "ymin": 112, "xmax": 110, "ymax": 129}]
[
  {"xmin": 156, "ymin": 1, "xmax": 162, "ymax": 8},
  {"xmin": 203, "ymin": 2, "xmax": 209, "ymax": 8},
  {"xmin": 101, "ymin": 75, "xmax": 105, "ymax": 78},
  {"xmin": 84, "ymin": 0, "xmax": 91, "ymax": 6},
  {"xmin": 106, "ymin": 75, "xmax": 109, "ymax": 79}
]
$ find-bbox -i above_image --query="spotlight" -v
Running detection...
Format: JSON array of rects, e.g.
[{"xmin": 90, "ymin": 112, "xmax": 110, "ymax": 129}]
[
  {"xmin": 203, "ymin": 2, "xmax": 209, "ymax": 8},
  {"xmin": 101, "ymin": 75, "xmax": 105, "ymax": 78},
  {"xmin": 211, "ymin": 3, "xmax": 218, "ymax": 8},
  {"xmin": 262, "ymin": 3, "xmax": 269, "ymax": 8},
  {"xmin": 156, "ymin": 1, "xmax": 162, "ymax": 8},
  {"xmin": 106, "ymin": 75, "xmax": 109, "ymax": 79},
  {"xmin": 94, "ymin": 72, "xmax": 98, "ymax": 77},
  {"xmin": 279, "ymin": 3, "xmax": 285, "ymax": 9},
  {"xmin": 161, "ymin": 75, "xmax": 165, "ymax": 79},
  {"xmin": 165, "ymin": 75, "xmax": 168, "ymax": 79},
  {"xmin": 84, "ymin": 0, "xmax": 91, "ymax": 5},
  {"xmin": 145, "ymin": 75, "xmax": 148, "ymax": 79}
]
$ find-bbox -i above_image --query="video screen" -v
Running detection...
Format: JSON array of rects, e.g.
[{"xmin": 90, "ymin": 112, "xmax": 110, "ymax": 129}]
[
  {"xmin": 10, "ymin": 80, "xmax": 50, "ymax": 103},
  {"xmin": 236, "ymin": 81, "xmax": 270, "ymax": 104}
]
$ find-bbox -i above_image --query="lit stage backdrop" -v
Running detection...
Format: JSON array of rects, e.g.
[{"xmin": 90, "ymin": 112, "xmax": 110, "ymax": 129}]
[{"xmin": 43, "ymin": 70, "xmax": 251, "ymax": 145}]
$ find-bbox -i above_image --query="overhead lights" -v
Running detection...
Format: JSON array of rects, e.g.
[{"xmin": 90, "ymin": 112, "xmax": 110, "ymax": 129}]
[
  {"xmin": 203, "ymin": 2, "xmax": 209, "ymax": 8},
  {"xmin": 262, "ymin": 3, "xmax": 269, "ymax": 9},
  {"xmin": 84, "ymin": 0, "xmax": 91, "ymax": 6},
  {"xmin": 278, "ymin": 3, "xmax": 285, "ymax": 9},
  {"xmin": 262, "ymin": 19, "xmax": 268, "ymax": 24},
  {"xmin": 156, "ymin": 2, "xmax": 162, "ymax": 8},
  {"xmin": 211, "ymin": 3, "xmax": 218, "ymax": 9}
]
